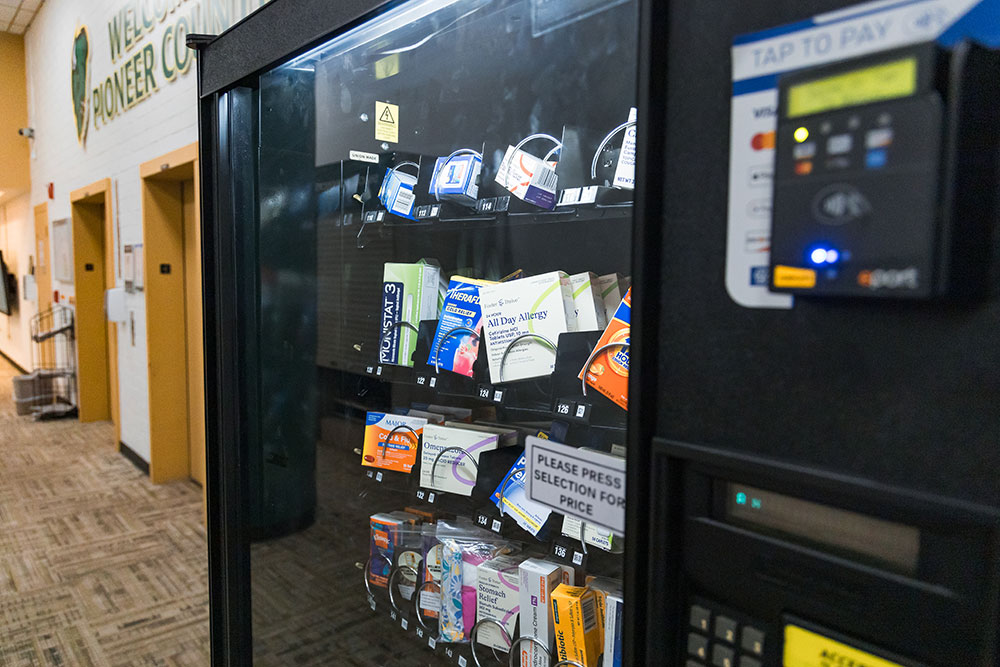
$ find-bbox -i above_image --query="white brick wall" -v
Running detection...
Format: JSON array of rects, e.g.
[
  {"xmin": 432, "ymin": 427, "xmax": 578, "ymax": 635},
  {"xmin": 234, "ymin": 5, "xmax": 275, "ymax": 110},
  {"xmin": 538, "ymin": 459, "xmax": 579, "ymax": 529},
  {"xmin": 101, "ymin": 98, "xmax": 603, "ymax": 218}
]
[{"xmin": 15, "ymin": 0, "xmax": 269, "ymax": 461}]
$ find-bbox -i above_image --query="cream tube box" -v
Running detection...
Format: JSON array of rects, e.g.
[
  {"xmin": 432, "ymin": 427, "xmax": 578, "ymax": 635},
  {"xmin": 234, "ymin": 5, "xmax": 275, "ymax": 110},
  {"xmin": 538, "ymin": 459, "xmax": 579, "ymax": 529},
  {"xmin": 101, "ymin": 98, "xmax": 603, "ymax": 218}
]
[
  {"xmin": 569, "ymin": 272, "xmax": 608, "ymax": 332},
  {"xmin": 418, "ymin": 424, "xmax": 513, "ymax": 496},
  {"xmin": 480, "ymin": 271, "xmax": 578, "ymax": 383},
  {"xmin": 594, "ymin": 273, "xmax": 625, "ymax": 323},
  {"xmin": 518, "ymin": 559, "xmax": 565, "ymax": 667},
  {"xmin": 381, "ymin": 262, "xmax": 441, "ymax": 366},
  {"xmin": 476, "ymin": 555, "xmax": 523, "ymax": 651}
]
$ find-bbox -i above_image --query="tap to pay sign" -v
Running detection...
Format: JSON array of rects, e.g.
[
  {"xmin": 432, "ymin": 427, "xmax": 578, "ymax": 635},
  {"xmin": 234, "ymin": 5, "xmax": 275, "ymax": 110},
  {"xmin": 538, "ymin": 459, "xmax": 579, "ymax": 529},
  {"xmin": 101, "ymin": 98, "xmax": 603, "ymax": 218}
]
[{"xmin": 524, "ymin": 437, "xmax": 626, "ymax": 535}]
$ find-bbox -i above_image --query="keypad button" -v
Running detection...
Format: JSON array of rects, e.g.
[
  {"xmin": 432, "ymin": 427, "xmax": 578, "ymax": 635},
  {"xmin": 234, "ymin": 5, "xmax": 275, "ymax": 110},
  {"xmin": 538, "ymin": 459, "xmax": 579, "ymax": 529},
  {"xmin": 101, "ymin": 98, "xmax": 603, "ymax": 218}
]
[
  {"xmin": 739, "ymin": 658, "xmax": 762, "ymax": 667},
  {"xmin": 741, "ymin": 626, "xmax": 765, "ymax": 656},
  {"xmin": 687, "ymin": 661, "xmax": 706, "ymax": 667},
  {"xmin": 712, "ymin": 644, "xmax": 736, "ymax": 667},
  {"xmin": 689, "ymin": 605, "xmax": 711, "ymax": 632},
  {"xmin": 687, "ymin": 633, "xmax": 709, "ymax": 660},
  {"xmin": 827, "ymin": 134, "xmax": 853, "ymax": 155},
  {"xmin": 793, "ymin": 142, "xmax": 816, "ymax": 159},
  {"xmin": 714, "ymin": 616, "xmax": 738, "ymax": 644}
]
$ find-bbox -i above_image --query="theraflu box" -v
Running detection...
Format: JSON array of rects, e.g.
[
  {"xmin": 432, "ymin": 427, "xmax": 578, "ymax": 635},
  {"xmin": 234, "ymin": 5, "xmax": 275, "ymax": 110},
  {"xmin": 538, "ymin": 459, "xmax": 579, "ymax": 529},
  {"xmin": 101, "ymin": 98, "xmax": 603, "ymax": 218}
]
[
  {"xmin": 381, "ymin": 262, "xmax": 441, "ymax": 367},
  {"xmin": 361, "ymin": 412, "xmax": 428, "ymax": 474},
  {"xmin": 429, "ymin": 276, "xmax": 494, "ymax": 377},
  {"xmin": 480, "ymin": 271, "xmax": 578, "ymax": 384},
  {"xmin": 579, "ymin": 288, "xmax": 630, "ymax": 410},
  {"xmin": 569, "ymin": 272, "xmax": 608, "ymax": 332}
]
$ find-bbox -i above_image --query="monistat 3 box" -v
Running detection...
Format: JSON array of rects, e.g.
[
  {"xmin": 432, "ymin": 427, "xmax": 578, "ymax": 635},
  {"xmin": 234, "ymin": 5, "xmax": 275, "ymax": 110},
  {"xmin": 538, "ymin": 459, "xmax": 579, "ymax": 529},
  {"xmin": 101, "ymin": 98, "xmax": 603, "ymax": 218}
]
[
  {"xmin": 381, "ymin": 262, "xmax": 441, "ymax": 366},
  {"xmin": 480, "ymin": 271, "xmax": 578, "ymax": 384},
  {"xmin": 569, "ymin": 272, "xmax": 609, "ymax": 332},
  {"xmin": 430, "ymin": 276, "xmax": 495, "ymax": 377}
]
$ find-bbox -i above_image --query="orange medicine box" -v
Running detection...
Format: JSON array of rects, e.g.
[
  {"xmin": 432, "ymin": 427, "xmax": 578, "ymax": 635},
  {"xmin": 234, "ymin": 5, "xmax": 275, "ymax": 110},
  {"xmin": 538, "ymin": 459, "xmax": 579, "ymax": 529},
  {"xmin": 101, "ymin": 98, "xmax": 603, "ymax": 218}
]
[
  {"xmin": 578, "ymin": 288, "xmax": 630, "ymax": 410},
  {"xmin": 551, "ymin": 584, "xmax": 602, "ymax": 666},
  {"xmin": 361, "ymin": 412, "xmax": 428, "ymax": 473}
]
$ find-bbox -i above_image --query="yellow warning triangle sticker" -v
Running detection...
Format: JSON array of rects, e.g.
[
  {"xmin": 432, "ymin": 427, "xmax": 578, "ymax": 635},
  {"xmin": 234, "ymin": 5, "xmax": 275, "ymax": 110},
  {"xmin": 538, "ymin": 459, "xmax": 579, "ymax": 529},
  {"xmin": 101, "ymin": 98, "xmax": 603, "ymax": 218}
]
[{"xmin": 379, "ymin": 106, "xmax": 395, "ymax": 123}]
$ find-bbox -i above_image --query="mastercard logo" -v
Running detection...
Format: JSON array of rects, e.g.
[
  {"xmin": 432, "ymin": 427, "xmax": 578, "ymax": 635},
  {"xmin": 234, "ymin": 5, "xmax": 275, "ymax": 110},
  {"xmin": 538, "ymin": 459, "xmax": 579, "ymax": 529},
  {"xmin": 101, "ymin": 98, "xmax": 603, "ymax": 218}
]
[{"xmin": 751, "ymin": 131, "xmax": 776, "ymax": 151}]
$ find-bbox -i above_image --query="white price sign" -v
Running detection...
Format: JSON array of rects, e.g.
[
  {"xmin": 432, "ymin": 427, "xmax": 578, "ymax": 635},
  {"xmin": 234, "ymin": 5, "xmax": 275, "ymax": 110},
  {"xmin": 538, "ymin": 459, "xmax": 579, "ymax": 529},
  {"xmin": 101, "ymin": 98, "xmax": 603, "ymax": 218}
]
[{"xmin": 524, "ymin": 436, "xmax": 626, "ymax": 534}]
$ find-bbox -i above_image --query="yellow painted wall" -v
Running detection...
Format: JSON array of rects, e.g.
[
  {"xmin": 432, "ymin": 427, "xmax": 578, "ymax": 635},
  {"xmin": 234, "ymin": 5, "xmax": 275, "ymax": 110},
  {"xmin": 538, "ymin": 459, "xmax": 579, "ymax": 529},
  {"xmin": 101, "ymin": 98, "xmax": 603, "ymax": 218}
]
[{"xmin": 0, "ymin": 33, "xmax": 30, "ymax": 198}]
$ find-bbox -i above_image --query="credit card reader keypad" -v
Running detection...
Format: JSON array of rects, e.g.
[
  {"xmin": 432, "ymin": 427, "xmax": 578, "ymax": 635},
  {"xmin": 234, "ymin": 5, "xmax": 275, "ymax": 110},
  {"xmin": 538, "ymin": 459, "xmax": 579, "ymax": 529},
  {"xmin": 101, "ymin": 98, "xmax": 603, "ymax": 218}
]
[{"xmin": 685, "ymin": 597, "xmax": 767, "ymax": 667}]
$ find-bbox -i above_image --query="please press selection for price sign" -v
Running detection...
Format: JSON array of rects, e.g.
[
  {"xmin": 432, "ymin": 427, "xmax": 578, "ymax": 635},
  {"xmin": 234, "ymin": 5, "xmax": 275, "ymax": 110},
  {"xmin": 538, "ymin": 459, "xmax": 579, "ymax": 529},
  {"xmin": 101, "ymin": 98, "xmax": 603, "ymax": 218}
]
[{"xmin": 524, "ymin": 436, "xmax": 625, "ymax": 534}]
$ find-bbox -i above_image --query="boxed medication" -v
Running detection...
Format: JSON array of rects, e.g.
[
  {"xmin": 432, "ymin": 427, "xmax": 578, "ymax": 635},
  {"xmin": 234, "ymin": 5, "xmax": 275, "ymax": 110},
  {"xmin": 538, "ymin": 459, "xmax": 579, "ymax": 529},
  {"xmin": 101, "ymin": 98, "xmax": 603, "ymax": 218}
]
[
  {"xmin": 569, "ymin": 272, "xmax": 609, "ymax": 332},
  {"xmin": 518, "ymin": 558, "xmax": 565, "ymax": 667},
  {"xmin": 418, "ymin": 423, "xmax": 515, "ymax": 496},
  {"xmin": 361, "ymin": 412, "xmax": 427, "ymax": 474},
  {"xmin": 431, "ymin": 152, "xmax": 482, "ymax": 207},
  {"xmin": 495, "ymin": 145, "xmax": 558, "ymax": 210},
  {"xmin": 551, "ymin": 584, "xmax": 602, "ymax": 667},
  {"xmin": 476, "ymin": 555, "xmax": 523, "ymax": 650},
  {"xmin": 578, "ymin": 287, "xmax": 630, "ymax": 410},
  {"xmin": 378, "ymin": 165, "xmax": 418, "ymax": 219},
  {"xmin": 490, "ymin": 453, "xmax": 553, "ymax": 536},
  {"xmin": 603, "ymin": 591, "xmax": 625, "ymax": 667},
  {"xmin": 368, "ymin": 511, "xmax": 421, "ymax": 589},
  {"xmin": 429, "ymin": 276, "xmax": 494, "ymax": 377},
  {"xmin": 585, "ymin": 576, "xmax": 623, "ymax": 654},
  {"xmin": 480, "ymin": 271, "xmax": 578, "ymax": 383},
  {"xmin": 381, "ymin": 262, "xmax": 442, "ymax": 367},
  {"xmin": 594, "ymin": 273, "xmax": 625, "ymax": 322}
]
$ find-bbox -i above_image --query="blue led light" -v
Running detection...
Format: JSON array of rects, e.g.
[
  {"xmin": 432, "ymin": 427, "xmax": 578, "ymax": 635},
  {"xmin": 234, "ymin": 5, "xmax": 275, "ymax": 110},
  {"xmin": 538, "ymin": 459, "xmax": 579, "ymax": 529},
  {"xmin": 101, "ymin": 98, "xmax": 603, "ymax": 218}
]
[
  {"xmin": 809, "ymin": 246, "xmax": 841, "ymax": 265},
  {"xmin": 736, "ymin": 492, "xmax": 747, "ymax": 505},
  {"xmin": 810, "ymin": 248, "xmax": 828, "ymax": 264},
  {"xmin": 825, "ymin": 249, "xmax": 839, "ymax": 263}
]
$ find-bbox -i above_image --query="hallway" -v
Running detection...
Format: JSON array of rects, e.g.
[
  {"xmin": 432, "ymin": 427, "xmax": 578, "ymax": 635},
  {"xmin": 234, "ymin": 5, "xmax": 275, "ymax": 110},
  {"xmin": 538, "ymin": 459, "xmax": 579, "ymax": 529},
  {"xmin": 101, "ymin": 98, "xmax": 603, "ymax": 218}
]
[{"xmin": 0, "ymin": 358, "xmax": 210, "ymax": 666}]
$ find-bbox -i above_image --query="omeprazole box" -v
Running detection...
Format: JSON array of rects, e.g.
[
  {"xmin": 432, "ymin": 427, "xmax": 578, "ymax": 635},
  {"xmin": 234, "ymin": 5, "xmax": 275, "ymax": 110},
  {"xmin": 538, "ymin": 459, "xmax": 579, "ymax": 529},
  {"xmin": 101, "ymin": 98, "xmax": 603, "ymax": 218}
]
[
  {"xmin": 361, "ymin": 412, "xmax": 427, "ymax": 474},
  {"xmin": 418, "ymin": 424, "xmax": 514, "ymax": 496},
  {"xmin": 480, "ymin": 271, "xmax": 578, "ymax": 383},
  {"xmin": 476, "ymin": 555, "xmax": 523, "ymax": 651},
  {"xmin": 381, "ymin": 262, "xmax": 441, "ymax": 367},
  {"xmin": 570, "ymin": 272, "xmax": 608, "ymax": 332},
  {"xmin": 518, "ymin": 559, "xmax": 564, "ymax": 667},
  {"xmin": 551, "ymin": 584, "xmax": 601, "ymax": 667}
]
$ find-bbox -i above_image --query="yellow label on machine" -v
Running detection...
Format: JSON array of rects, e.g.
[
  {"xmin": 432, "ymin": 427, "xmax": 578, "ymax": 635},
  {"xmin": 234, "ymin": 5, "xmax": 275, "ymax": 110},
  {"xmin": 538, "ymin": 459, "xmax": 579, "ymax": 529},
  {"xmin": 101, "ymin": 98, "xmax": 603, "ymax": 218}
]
[
  {"xmin": 375, "ymin": 101, "xmax": 399, "ymax": 143},
  {"xmin": 787, "ymin": 57, "xmax": 917, "ymax": 118},
  {"xmin": 773, "ymin": 265, "xmax": 816, "ymax": 288},
  {"xmin": 784, "ymin": 625, "xmax": 907, "ymax": 667}
]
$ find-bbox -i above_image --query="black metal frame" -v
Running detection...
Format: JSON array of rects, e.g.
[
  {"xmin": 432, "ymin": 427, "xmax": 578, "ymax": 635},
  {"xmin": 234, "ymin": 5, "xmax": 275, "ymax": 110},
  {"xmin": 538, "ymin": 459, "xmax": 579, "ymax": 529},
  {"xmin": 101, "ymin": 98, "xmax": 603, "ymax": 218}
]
[{"xmin": 192, "ymin": 1, "xmax": 664, "ymax": 665}]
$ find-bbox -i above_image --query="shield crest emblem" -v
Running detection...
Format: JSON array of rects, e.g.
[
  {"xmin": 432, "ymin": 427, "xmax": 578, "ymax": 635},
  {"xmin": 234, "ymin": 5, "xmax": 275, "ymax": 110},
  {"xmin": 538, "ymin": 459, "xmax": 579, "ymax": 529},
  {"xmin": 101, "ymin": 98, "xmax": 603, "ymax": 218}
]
[{"xmin": 71, "ymin": 26, "xmax": 90, "ymax": 146}]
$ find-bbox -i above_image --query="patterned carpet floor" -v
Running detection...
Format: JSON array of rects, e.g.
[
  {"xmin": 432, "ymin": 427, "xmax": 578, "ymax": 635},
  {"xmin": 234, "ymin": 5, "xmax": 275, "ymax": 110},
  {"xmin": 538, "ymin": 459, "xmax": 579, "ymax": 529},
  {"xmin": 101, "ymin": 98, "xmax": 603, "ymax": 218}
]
[{"xmin": 0, "ymin": 357, "xmax": 210, "ymax": 666}]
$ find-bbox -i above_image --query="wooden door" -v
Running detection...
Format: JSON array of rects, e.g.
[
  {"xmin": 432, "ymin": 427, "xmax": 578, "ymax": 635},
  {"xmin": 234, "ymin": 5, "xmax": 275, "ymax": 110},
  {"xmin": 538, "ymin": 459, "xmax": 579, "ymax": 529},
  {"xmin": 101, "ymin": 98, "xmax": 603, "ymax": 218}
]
[
  {"xmin": 33, "ymin": 203, "xmax": 51, "ymax": 366},
  {"xmin": 182, "ymin": 176, "xmax": 205, "ymax": 486}
]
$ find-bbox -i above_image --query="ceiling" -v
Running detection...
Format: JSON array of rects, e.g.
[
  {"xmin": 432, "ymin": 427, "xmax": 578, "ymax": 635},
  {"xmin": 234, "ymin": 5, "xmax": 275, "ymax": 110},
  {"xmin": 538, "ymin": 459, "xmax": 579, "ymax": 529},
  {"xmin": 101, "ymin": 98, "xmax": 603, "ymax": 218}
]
[{"xmin": 0, "ymin": 0, "xmax": 42, "ymax": 35}]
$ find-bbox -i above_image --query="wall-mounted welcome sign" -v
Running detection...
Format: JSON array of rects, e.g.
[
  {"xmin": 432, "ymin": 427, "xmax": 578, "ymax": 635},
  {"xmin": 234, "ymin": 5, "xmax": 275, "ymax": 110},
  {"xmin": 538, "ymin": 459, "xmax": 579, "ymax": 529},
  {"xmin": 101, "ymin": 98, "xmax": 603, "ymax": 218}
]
[{"xmin": 73, "ymin": 0, "xmax": 271, "ymax": 146}]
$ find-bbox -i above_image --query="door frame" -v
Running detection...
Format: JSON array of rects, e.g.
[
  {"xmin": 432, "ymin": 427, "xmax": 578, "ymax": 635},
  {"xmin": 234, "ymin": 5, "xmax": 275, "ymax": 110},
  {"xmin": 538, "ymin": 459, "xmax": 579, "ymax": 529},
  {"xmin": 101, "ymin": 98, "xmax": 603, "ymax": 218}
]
[
  {"xmin": 33, "ymin": 203, "xmax": 52, "ymax": 367},
  {"xmin": 69, "ymin": 179, "xmax": 120, "ymax": 441},
  {"xmin": 140, "ymin": 142, "xmax": 204, "ymax": 485}
]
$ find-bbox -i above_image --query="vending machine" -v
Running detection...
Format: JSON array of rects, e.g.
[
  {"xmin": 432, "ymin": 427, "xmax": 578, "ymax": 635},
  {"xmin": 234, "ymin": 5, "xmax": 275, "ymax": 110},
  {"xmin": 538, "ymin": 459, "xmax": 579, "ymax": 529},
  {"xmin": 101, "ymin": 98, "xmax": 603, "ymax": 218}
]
[
  {"xmin": 197, "ymin": 0, "xmax": 1000, "ymax": 666},
  {"xmin": 195, "ymin": 0, "xmax": 644, "ymax": 664}
]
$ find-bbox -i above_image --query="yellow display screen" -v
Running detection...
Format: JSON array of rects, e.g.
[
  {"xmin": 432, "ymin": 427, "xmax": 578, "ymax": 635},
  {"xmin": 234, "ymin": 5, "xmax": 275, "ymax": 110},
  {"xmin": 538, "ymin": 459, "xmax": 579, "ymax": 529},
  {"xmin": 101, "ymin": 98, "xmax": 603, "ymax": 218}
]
[
  {"xmin": 784, "ymin": 625, "xmax": 909, "ymax": 667},
  {"xmin": 787, "ymin": 58, "xmax": 918, "ymax": 118}
]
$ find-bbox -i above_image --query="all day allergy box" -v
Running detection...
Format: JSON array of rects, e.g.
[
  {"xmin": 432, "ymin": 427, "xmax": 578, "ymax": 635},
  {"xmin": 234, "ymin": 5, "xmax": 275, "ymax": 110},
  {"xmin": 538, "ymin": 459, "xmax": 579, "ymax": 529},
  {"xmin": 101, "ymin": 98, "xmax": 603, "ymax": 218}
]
[
  {"xmin": 578, "ymin": 287, "xmax": 630, "ymax": 410},
  {"xmin": 381, "ymin": 262, "xmax": 442, "ymax": 367},
  {"xmin": 361, "ymin": 412, "xmax": 427, "ymax": 473},
  {"xmin": 480, "ymin": 271, "xmax": 578, "ymax": 383},
  {"xmin": 570, "ymin": 272, "xmax": 609, "ymax": 332},
  {"xmin": 551, "ymin": 584, "xmax": 602, "ymax": 667},
  {"xmin": 476, "ymin": 555, "xmax": 523, "ymax": 651},
  {"xmin": 418, "ymin": 423, "xmax": 515, "ymax": 496},
  {"xmin": 594, "ymin": 273, "xmax": 625, "ymax": 322},
  {"xmin": 519, "ymin": 559, "xmax": 565, "ymax": 667},
  {"xmin": 429, "ymin": 276, "xmax": 494, "ymax": 377}
]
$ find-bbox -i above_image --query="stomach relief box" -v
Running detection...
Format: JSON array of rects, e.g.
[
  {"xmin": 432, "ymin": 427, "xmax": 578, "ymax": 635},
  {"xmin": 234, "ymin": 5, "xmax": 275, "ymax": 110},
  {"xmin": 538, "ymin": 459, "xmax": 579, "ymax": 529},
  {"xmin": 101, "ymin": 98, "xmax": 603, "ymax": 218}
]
[
  {"xmin": 362, "ymin": 412, "xmax": 428, "ymax": 473},
  {"xmin": 419, "ymin": 423, "xmax": 516, "ymax": 496},
  {"xmin": 518, "ymin": 559, "xmax": 565, "ymax": 667},
  {"xmin": 476, "ymin": 556, "xmax": 523, "ymax": 651},
  {"xmin": 480, "ymin": 271, "xmax": 578, "ymax": 383},
  {"xmin": 570, "ymin": 272, "xmax": 609, "ymax": 332},
  {"xmin": 430, "ymin": 276, "xmax": 495, "ymax": 377},
  {"xmin": 551, "ymin": 584, "xmax": 602, "ymax": 667},
  {"xmin": 381, "ymin": 262, "xmax": 441, "ymax": 367},
  {"xmin": 579, "ymin": 288, "xmax": 630, "ymax": 410}
]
